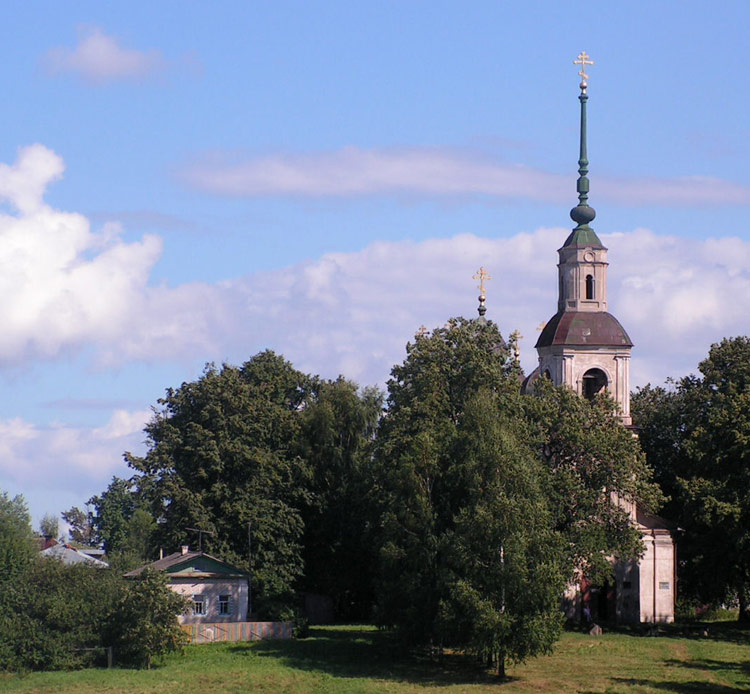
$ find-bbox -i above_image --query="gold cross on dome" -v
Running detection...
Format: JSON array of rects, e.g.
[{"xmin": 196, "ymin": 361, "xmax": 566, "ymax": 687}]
[
  {"xmin": 416, "ymin": 325, "xmax": 429, "ymax": 338},
  {"xmin": 574, "ymin": 51, "xmax": 594, "ymax": 82},
  {"xmin": 473, "ymin": 266, "xmax": 492, "ymax": 296}
]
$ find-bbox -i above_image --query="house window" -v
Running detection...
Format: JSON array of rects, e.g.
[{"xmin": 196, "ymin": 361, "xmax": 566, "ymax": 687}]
[
  {"xmin": 219, "ymin": 595, "xmax": 231, "ymax": 616},
  {"xmin": 192, "ymin": 595, "xmax": 206, "ymax": 616}
]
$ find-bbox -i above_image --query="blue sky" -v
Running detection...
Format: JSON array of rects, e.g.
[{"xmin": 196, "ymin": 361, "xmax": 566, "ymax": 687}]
[{"xmin": 2, "ymin": 2, "xmax": 750, "ymax": 527}]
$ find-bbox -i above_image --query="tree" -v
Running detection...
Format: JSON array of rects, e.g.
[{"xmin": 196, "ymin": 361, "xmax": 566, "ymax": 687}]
[
  {"xmin": 39, "ymin": 513, "xmax": 59, "ymax": 540},
  {"xmin": 0, "ymin": 492, "xmax": 35, "ymax": 584},
  {"xmin": 0, "ymin": 560, "xmax": 122, "ymax": 671},
  {"xmin": 527, "ymin": 380, "xmax": 663, "ymax": 583},
  {"xmin": 376, "ymin": 319, "xmax": 567, "ymax": 675},
  {"xmin": 112, "ymin": 569, "xmax": 188, "ymax": 669},
  {"xmin": 127, "ymin": 351, "xmax": 315, "ymax": 618},
  {"xmin": 62, "ymin": 505, "xmax": 98, "ymax": 545},
  {"xmin": 634, "ymin": 336, "xmax": 750, "ymax": 620},
  {"xmin": 88, "ymin": 476, "xmax": 142, "ymax": 555},
  {"xmin": 297, "ymin": 378, "xmax": 383, "ymax": 619}
]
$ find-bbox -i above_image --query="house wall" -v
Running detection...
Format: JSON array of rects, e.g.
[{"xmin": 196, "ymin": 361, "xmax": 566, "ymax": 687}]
[{"xmin": 168, "ymin": 576, "xmax": 249, "ymax": 624}]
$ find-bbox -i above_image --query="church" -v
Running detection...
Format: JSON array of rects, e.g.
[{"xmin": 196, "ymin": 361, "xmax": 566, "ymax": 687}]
[{"xmin": 520, "ymin": 53, "xmax": 676, "ymax": 624}]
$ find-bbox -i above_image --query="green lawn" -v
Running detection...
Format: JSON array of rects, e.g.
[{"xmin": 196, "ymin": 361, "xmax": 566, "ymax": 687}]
[{"xmin": 2, "ymin": 624, "xmax": 749, "ymax": 693}]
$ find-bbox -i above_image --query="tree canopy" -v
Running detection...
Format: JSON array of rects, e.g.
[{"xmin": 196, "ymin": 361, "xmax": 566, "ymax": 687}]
[
  {"xmin": 375, "ymin": 318, "xmax": 659, "ymax": 674},
  {"xmin": 125, "ymin": 350, "xmax": 382, "ymax": 620},
  {"xmin": 0, "ymin": 491, "xmax": 35, "ymax": 584},
  {"xmin": 126, "ymin": 351, "xmax": 313, "ymax": 618},
  {"xmin": 633, "ymin": 336, "xmax": 750, "ymax": 620}
]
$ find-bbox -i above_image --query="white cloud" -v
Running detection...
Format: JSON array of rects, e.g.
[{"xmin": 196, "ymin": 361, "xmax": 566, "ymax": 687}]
[
  {"xmin": 0, "ymin": 408, "xmax": 149, "ymax": 522},
  {"xmin": 181, "ymin": 146, "xmax": 750, "ymax": 207},
  {"xmin": 2, "ymin": 142, "xmax": 746, "ymax": 388},
  {"xmin": 214, "ymin": 228, "xmax": 750, "ymax": 392},
  {"xmin": 182, "ymin": 147, "xmax": 569, "ymax": 201},
  {"xmin": 44, "ymin": 27, "xmax": 165, "ymax": 85},
  {"xmin": 0, "ymin": 144, "xmax": 222, "ymax": 366}
]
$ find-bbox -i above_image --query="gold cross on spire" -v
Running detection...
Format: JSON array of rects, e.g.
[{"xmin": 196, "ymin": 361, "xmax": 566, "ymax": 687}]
[
  {"xmin": 574, "ymin": 51, "xmax": 594, "ymax": 85},
  {"xmin": 473, "ymin": 266, "xmax": 492, "ymax": 297}
]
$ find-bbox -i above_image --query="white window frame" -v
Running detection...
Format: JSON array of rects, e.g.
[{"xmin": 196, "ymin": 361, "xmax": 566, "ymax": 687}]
[
  {"xmin": 218, "ymin": 594, "xmax": 232, "ymax": 616},
  {"xmin": 192, "ymin": 594, "xmax": 207, "ymax": 616}
]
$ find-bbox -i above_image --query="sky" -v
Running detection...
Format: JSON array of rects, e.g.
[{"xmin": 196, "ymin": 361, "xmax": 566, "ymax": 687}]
[{"xmin": 1, "ymin": 1, "xmax": 749, "ymax": 528}]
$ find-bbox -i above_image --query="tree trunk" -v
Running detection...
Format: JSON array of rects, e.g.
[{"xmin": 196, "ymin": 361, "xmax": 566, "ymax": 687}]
[{"xmin": 497, "ymin": 654, "xmax": 506, "ymax": 679}]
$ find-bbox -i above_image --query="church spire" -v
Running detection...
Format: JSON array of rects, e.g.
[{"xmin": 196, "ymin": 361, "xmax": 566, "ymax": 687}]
[{"xmin": 565, "ymin": 51, "xmax": 602, "ymax": 248}]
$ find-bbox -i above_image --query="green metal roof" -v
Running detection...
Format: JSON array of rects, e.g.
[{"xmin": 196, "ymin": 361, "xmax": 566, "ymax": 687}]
[{"xmin": 562, "ymin": 225, "xmax": 604, "ymax": 248}]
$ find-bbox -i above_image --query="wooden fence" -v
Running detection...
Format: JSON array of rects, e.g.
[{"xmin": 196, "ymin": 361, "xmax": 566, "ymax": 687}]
[{"xmin": 181, "ymin": 621, "xmax": 293, "ymax": 644}]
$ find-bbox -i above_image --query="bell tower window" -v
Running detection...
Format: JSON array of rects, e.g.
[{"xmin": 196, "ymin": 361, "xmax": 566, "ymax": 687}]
[
  {"xmin": 582, "ymin": 368, "xmax": 607, "ymax": 401},
  {"xmin": 585, "ymin": 274, "xmax": 595, "ymax": 300}
]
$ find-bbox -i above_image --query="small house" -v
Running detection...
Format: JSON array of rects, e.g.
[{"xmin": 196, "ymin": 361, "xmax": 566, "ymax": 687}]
[
  {"xmin": 125, "ymin": 546, "xmax": 250, "ymax": 624},
  {"xmin": 40, "ymin": 542, "xmax": 109, "ymax": 568}
]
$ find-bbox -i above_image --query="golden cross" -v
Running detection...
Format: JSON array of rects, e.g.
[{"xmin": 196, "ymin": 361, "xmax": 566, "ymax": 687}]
[
  {"xmin": 473, "ymin": 266, "xmax": 492, "ymax": 297},
  {"xmin": 416, "ymin": 325, "xmax": 429, "ymax": 338},
  {"xmin": 573, "ymin": 51, "xmax": 594, "ymax": 82}
]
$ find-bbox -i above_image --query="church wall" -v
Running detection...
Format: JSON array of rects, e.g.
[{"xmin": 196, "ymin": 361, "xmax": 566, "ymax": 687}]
[
  {"xmin": 637, "ymin": 531, "xmax": 675, "ymax": 623},
  {"xmin": 614, "ymin": 560, "xmax": 641, "ymax": 623},
  {"xmin": 557, "ymin": 247, "xmax": 609, "ymax": 313},
  {"xmin": 536, "ymin": 345, "xmax": 632, "ymax": 423}
]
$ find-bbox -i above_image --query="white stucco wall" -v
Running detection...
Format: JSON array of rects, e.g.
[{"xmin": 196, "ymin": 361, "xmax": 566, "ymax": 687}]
[
  {"xmin": 168, "ymin": 576, "xmax": 249, "ymax": 624},
  {"xmin": 638, "ymin": 531, "xmax": 675, "ymax": 624}
]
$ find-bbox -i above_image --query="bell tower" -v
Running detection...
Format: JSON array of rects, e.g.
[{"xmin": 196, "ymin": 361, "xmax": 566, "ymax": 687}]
[{"xmin": 533, "ymin": 52, "xmax": 633, "ymax": 424}]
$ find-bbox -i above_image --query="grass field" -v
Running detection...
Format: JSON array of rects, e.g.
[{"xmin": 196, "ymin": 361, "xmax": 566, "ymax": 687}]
[{"xmin": 1, "ymin": 623, "xmax": 749, "ymax": 693}]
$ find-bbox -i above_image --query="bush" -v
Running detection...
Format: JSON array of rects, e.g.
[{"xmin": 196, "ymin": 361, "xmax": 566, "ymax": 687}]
[
  {"xmin": 110, "ymin": 569, "xmax": 189, "ymax": 669},
  {"xmin": 0, "ymin": 560, "xmax": 122, "ymax": 671}
]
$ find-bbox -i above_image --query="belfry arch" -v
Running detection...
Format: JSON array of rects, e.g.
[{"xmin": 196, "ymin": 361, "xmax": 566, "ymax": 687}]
[{"xmin": 581, "ymin": 367, "xmax": 607, "ymax": 401}]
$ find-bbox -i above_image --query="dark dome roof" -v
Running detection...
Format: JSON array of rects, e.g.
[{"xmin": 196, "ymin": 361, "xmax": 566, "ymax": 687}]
[{"xmin": 535, "ymin": 311, "xmax": 632, "ymax": 349}]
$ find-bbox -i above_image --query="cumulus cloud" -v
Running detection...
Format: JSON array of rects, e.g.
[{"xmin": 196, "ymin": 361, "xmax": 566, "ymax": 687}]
[
  {"xmin": 0, "ymin": 408, "xmax": 150, "ymax": 523},
  {"xmin": 181, "ymin": 146, "xmax": 750, "ymax": 207},
  {"xmin": 2, "ymin": 142, "xmax": 746, "ymax": 387},
  {"xmin": 0, "ymin": 144, "xmax": 224, "ymax": 366},
  {"xmin": 210, "ymin": 228, "xmax": 750, "ymax": 392},
  {"xmin": 44, "ymin": 27, "xmax": 165, "ymax": 85}
]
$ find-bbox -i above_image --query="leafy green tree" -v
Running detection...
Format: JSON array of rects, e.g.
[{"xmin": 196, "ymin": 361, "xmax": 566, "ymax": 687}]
[
  {"xmin": 376, "ymin": 318, "xmax": 662, "ymax": 671},
  {"xmin": 0, "ymin": 561, "xmax": 122, "ymax": 671},
  {"xmin": 127, "ymin": 351, "xmax": 315, "ymax": 618},
  {"xmin": 39, "ymin": 513, "xmax": 59, "ymax": 540},
  {"xmin": 528, "ymin": 380, "xmax": 663, "ymax": 583},
  {"xmin": 298, "ymin": 377, "xmax": 383, "ymax": 619},
  {"xmin": 634, "ymin": 336, "xmax": 750, "ymax": 620},
  {"xmin": 0, "ymin": 492, "xmax": 35, "ymax": 584},
  {"xmin": 376, "ymin": 319, "xmax": 567, "ymax": 675},
  {"xmin": 112, "ymin": 569, "xmax": 188, "ymax": 669},
  {"xmin": 88, "ymin": 476, "xmax": 141, "ymax": 555},
  {"xmin": 62, "ymin": 505, "xmax": 98, "ymax": 545}
]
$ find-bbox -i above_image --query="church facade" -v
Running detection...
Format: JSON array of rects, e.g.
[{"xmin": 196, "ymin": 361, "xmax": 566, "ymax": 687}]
[{"xmin": 523, "ymin": 53, "xmax": 676, "ymax": 624}]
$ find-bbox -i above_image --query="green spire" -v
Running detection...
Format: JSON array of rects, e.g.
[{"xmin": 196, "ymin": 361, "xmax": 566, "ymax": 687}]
[{"xmin": 565, "ymin": 51, "xmax": 602, "ymax": 249}]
